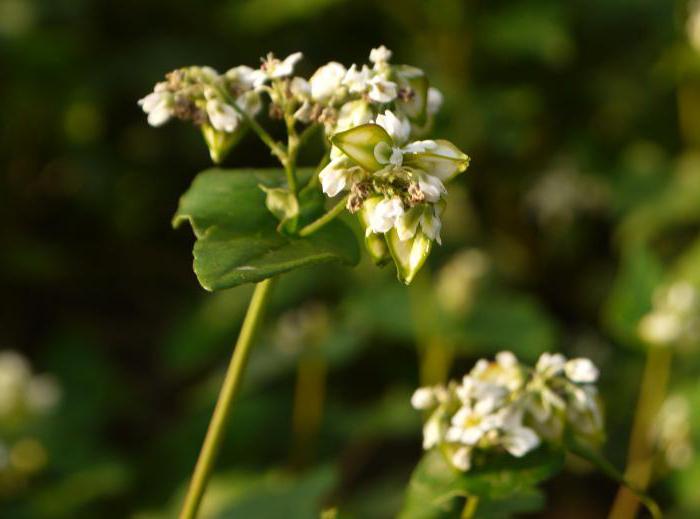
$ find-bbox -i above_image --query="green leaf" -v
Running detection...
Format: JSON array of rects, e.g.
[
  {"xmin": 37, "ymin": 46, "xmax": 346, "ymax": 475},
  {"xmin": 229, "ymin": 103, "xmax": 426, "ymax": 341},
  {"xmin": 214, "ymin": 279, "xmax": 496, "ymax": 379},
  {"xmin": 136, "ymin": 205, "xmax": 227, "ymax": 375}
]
[
  {"xmin": 399, "ymin": 448, "xmax": 564, "ymax": 519},
  {"xmin": 603, "ymin": 245, "xmax": 664, "ymax": 347},
  {"xmin": 173, "ymin": 168, "xmax": 360, "ymax": 290}
]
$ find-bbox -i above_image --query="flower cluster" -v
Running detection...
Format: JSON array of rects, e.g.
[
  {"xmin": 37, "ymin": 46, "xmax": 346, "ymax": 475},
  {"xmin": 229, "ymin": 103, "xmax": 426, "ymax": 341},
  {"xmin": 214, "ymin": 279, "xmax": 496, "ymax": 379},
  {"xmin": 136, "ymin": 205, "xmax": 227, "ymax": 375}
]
[
  {"xmin": 139, "ymin": 47, "xmax": 469, "ymax": 283},
  {"xmin": 411, "ymin": 351, "xmax": 602, "ymax": 472},
  {"xmin": 314, "ymin": 49, "xmax": 469, "ymax": 283},
  {"xmin": 638, "ymin": 280, "xmax": 700, "ymax": 349}
]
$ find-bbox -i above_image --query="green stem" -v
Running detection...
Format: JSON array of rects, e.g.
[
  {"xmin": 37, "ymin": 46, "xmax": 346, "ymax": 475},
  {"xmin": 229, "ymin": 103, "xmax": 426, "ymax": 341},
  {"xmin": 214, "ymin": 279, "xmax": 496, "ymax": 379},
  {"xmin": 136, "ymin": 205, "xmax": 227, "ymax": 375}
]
[
  {"xmin": 609, "ymin": 346, "xmax": 671, "ymax": 519},
  {"xmin": 219, "ymin": 88, "xmax": 287, "ymax": 163},
  {"xmin": 461, "ymin": 495, "xmax": 479, "ymax": 519},
  {"xmin": 566, "ymin": 434, "xmax": 662, "ymax": 519},
  {"xmin": 298, "ymin": 195, "xmax": 349, "ymax": 237},
  {"xmin": 300, "ymin": 151, "xmax": 330, "ymax": 197},
  {"xmin": 284, "ymin": 114, "xmax": 299, "ymax": 194},
  {"xmin": 178, "ymin": 278, "xmax": 275, "ymax": 519}
]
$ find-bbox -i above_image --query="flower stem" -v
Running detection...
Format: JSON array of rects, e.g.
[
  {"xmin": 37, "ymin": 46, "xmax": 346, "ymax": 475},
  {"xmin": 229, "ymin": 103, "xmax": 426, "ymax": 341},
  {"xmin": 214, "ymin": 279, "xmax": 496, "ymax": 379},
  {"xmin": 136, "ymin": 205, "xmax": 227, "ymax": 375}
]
[
  {"xmin": 298, "ymin": 195, "xmax": 349, "ymax": 237},
  {"xmin": 608, "ymin": 346, "xmax": 672, "ymax": 519},
  {"xmin": 566, "ymin": 433, "xmax": 662, "ymax": 519},
  {"xmin": 461, "ymin": 495, "xmax": 479, "ymax": 518},
  {"xmin": 219, "ymin": 88, "xmax": 287, "ymax": 163},
  {"xmin": 284, "ymin": 114, "xmax": 299, "ymax": 194},
  {"xmin": 178, "ymin": 278, "xmax": 275, "ymax": 519}
]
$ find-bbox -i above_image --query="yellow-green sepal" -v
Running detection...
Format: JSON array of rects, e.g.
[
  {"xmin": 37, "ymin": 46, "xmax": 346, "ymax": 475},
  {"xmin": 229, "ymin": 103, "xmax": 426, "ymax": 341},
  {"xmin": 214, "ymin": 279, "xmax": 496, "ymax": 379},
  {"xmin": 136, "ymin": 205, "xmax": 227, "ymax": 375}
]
[
  {"xmin": 403, "ymin": 139, "xmax": 470, "ymax": 182},
  {"xmin": 331, "ymin": 123, "xmax": 392, "ymax": 172},
  {"xmin": 386, "ymin": 227, "xmax": 433, "ymax": 285},
  {"xmin": 260, "ymin": 185, "xmax": 300, "ymax": 234},
  {"xmin": 201, "ymin": 124, "xmax": 245, "ymax": 164}
]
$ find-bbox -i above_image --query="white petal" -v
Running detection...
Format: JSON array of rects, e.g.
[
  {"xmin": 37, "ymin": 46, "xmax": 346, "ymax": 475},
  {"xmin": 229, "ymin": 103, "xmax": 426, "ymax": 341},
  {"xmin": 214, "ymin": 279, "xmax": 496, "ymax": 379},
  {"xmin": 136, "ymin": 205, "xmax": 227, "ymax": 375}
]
[
  {"xmin": 367, "ymin": 76, "xmax": 398, "ymax": 104},
  {"xmin": 146, "ymin": 102, "xmax": 172, "ymax": 127},
  {"xmin": 368, "ymin": 197, "xmax": 403, "ymax": 234},
  {"xmin": 423, "ymin": 417, "xmax": 441, "ymax": 449},
  {"xmin": 461, "ymin": 427, "xmax": 484, "ymax": 446},
  {"xmin": 369, "ymin": 45, "xmax": 392, "ymax": 65},
  {"xmin": 206, "ymin": 100, "xmax": 239, "ymax": 132},
  {"xmin": 411, "ymin": 387, "xmax": 435, "ymax": 410},
  {"xmin": 564, "ymin": 358, "xmax": 599, "ymax": 384},
  {"xmin": 496, "ymin": 351, "xmax": 518, "ymax": 368},
  {"xmin": 503, "ymin": 427, "xmax": 540, "ymax": 457},
  {"xmin": 310, "ymin": 62, "xmax": 346, "ymax": 102},
  {"xmin": 451, "ymin": 447, "xmax": 472, "ymax": 471},
  {"xmin": 375, "ymin": 111, "xmax": 410, "ymax": 144},
  {"xmin": 419, "ymin": 207, "xmax": 442, "ymax": 244},
  {"xmin": 319, "ymin": 157, "xmax": 351, "ymax": 197}
]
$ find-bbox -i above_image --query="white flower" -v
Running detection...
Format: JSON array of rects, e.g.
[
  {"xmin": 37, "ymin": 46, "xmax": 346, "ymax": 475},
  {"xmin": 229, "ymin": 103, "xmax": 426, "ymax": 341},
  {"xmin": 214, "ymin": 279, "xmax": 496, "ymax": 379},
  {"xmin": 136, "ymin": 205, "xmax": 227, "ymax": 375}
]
[
  {"xmin": 319, "ymin": 155, "xmax": 355, "ymax": 197},
  {"xmin": 396, "ymin": 205, "xmax": 443, "ymax": 244},
  {"xmin": 411, "ymin": 387, "xmax": 437, "ymax": 410},
  {"xmin": 535, "ymin": 352, "xmax": 566, "ymax": 378},
  {"xmin": 205, "ymin": 99, "xmax": 239, "ymax": 133},
  {"xmin": 375, "ymin": 110, "xmax": 411, "ymax": 144},
  {"xmin": 367, "ymin": 197, "xmax": 404, "ymax": 234},
  {"xmin": 310, "ymin": 62, "xmax": 346, "ymax": 103},
  {"xmin": 290, "ymin": 76, "xmax": 311, "ymax": 99},
  {"xmin": 335, "ymin": 100, "xmax": 374, "ymax": 132},
  {"xmin": 501, "ymin": 425, "xmax": 540, "ymax": 457},
  {"xmin": 564, "ymin": 358, "xmax": 599, "ymax": 383},
  {"xmin": 638, "ymin": 311, "xmax": 682, "ymax": 345},
  {"xmin": 138, "ymin": 83, "xmax": 173, "ymax": 127},
  {"xmin": 367, "ymin": 74, "xmax": 398, "ymax": 103},
  {"xmin": 224, "ymin": 65, "xmax": 261, "ymax": 90},
  {"xmin": 342, "ymin": 64, "xmax": 372, "ymax": 94},
  {"xmin": 451, "ymin": 446, "xmax": 472, "ymax": 471},
  {"xmin": 423, "ymin": 414, "xmax": 443, "ymax": 449},
  {"xmin": 415, "ymin": 171, "xmax": 446, "ymax": 203},
  {"xmin": 369, "ymin": 45, "xmax": 393, "ymax": 67},
  {"xmin": 253, "ymin": 52, "xmax": 304, "ymax": 88}
]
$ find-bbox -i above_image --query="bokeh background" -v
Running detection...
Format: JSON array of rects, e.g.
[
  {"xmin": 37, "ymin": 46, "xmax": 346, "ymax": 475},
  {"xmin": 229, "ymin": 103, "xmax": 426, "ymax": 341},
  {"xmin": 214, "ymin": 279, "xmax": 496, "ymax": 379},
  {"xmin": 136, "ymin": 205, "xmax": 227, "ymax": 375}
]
[{"xmin": 2, "ymin": 0, "xmax": 700, "ymax": 517}]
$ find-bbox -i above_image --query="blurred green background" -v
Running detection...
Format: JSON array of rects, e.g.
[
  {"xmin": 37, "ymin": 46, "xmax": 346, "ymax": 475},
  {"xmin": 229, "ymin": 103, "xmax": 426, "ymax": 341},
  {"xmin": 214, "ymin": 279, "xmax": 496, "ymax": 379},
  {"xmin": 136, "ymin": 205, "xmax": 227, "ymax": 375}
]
[{"xmin": 2, "ymin": 0, "xmax": 700, "ymax": 517}]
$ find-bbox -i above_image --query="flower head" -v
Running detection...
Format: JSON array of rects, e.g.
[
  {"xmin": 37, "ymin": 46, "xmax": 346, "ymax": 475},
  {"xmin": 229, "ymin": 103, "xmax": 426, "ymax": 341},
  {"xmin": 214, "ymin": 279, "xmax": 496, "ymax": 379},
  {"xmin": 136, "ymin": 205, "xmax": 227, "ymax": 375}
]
[{"xmin": 412, "ymin": 351, "xmax": 603, "ymax": 472}]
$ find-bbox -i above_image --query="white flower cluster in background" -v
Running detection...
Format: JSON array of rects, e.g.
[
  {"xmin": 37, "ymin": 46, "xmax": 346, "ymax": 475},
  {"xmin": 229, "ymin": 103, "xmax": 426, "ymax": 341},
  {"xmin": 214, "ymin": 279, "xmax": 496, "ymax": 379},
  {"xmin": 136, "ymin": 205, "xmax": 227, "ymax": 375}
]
[
  {"xmin": 411, "ymin": 351, "xmax": 603, "ymax": 471},
  {"xmin": 0, "ymin": 350, "xmax": 61, "ymax": 490},
  {"xmin": 650, "ymin": 394, "xmax": 694, "ymax": 470},
  {"xmin": 638, "ymin": 280, "xmax": 700, "ymax": 349}
]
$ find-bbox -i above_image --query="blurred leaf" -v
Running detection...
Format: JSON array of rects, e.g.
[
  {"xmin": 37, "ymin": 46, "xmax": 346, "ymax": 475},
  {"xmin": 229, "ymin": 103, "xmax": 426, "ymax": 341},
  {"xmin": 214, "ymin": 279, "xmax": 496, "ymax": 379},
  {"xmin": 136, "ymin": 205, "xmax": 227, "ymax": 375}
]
[
  {"xmin": 173, "ymin": 168, "xmax": 360, "ymax": 290},
  {"xmin": 398, "ymin": 448, "xmax": 564, "ymax": 519},
  {"xmin": 603, "ymin": 245, "xmax": 663, "ymax": 347},
  {"xmin": 455, "ymin": 292, "xmax": 557, "ymax": 360},
  {"xmin": 210, "ymin": 466, "xmax": 336, "ymax": 519}
]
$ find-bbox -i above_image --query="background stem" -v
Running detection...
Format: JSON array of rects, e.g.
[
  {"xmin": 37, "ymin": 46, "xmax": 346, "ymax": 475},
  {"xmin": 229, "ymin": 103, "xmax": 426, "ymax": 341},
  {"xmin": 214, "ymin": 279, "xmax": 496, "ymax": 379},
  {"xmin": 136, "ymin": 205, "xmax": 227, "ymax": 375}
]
[
  {"xmin": 608, "ymin": 346, "xmax": 672, "ymax": 519},
  {"xmin": 178, "ymin": 278, "xmax": 275, "ymax": 519}
]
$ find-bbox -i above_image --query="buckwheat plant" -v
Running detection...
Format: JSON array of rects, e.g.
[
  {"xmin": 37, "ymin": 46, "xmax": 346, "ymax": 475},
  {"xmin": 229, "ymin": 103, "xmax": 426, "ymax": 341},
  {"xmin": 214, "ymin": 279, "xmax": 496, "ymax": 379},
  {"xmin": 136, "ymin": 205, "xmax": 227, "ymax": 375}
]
[{"xmin": 140, "ymin": 47, "xmax": 470, "ymax": 518}]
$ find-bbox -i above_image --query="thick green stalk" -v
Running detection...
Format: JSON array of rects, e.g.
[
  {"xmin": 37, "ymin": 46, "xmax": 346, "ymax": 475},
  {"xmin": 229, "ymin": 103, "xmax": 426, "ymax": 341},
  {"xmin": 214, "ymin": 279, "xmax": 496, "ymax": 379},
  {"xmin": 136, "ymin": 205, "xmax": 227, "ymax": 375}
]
[
  {"xmin": 298, "ymin": 195, "xmax": 349, "ymax": 237},
  {"xmin": 178, "ymin": 278, "xmax": 275, "ymax": 519},
  {"xmin": 609, "ymin": 347, "xmax": 671, "ymax": 519}
]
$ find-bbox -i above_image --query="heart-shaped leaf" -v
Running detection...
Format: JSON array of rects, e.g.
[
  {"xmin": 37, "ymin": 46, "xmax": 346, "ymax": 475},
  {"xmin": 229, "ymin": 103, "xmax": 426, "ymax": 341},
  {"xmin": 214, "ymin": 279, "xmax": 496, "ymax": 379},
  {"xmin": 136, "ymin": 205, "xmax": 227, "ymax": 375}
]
[{"xmin": 173, "ymin": 168, "xmax": 360, "ymax": 290}]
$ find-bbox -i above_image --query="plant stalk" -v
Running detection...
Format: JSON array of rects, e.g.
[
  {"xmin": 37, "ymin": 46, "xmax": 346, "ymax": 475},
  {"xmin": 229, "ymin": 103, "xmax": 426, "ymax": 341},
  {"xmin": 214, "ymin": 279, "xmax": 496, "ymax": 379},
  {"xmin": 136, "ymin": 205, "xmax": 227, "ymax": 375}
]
[
  {"xmin": 298, "ymin": 195, "xmax": 349, "ymax": 237},
  {"xmin": 608, "ymin": 346, "xmax": 672, "ymax": 519},
  {"xmin": 178, "ymin": 278, "xmax": 275, "ymax": 519},
  {"xmin": 461, "ymin": 495, "xmax": 479, "ymax": 519}
]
